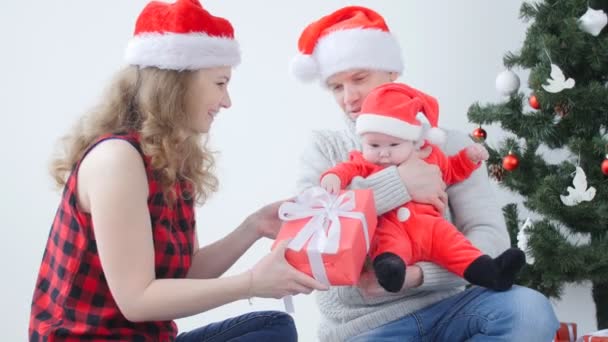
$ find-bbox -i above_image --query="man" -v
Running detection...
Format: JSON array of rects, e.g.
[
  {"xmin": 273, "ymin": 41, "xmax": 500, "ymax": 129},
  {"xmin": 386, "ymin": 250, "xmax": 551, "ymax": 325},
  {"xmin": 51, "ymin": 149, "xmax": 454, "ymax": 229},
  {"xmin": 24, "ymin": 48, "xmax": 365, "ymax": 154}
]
[{"xmin": 293, "ymin": 6, "xmax": 559, "ymax": 342}]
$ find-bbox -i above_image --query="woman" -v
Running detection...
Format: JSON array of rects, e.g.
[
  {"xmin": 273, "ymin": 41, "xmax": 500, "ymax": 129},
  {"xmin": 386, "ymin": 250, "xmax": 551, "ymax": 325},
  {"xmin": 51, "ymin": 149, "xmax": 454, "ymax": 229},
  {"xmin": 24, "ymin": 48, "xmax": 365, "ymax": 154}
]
[{"xmin": 29, "ymin": 0, "xmax": 326, "ymax": 340}]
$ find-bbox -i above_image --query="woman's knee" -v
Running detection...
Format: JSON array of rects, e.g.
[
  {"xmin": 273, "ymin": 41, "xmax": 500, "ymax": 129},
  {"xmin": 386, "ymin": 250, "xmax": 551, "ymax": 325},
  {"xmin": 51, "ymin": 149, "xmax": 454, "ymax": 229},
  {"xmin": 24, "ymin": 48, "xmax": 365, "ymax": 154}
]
[{"xmin": 263, "ymin": 311, "xmax": 297, "ymax": 341}]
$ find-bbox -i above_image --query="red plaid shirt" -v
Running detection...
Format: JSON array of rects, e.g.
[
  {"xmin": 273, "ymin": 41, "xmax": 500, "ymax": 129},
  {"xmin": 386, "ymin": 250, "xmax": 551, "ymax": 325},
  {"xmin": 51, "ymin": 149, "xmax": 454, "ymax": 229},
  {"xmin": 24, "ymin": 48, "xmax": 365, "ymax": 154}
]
[{"xmin": 30, "ymin": 133, "xmax": 196, "ymax": 341}]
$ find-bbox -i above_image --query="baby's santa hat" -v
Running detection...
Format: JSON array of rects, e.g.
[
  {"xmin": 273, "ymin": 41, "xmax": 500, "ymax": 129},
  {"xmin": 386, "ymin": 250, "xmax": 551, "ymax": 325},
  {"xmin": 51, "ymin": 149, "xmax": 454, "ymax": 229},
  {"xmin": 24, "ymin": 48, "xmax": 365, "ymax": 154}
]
[
  {"xmin": 291, "ymin": 6, "xmax": 403, "ymax": 83},
  {"xmin": 356, "ymin": 83, "xmax": 446, "ymax": 145},
  {"xmin": 125, "ymin": 0, "xmax": 240, "ymax": 71}
]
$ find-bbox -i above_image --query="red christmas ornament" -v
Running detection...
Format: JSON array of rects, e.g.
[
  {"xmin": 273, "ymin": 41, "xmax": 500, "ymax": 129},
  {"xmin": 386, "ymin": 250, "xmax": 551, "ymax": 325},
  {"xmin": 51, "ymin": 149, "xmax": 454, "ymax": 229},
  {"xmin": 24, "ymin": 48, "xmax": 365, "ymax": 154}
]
[
  {"xmin": 602, "ymin": 155, "xmax": 608, "ymax": 176},
  {"xmin": 529, "ymin": 94, "xmax": 540, "ymax": 110},
  {"xmin": 502, "ymin": 152, "xmax": 519, "ymax": 171},
  {"xmin": 472, "ymin": 127, "xmax": 487, "ymax": 142}
]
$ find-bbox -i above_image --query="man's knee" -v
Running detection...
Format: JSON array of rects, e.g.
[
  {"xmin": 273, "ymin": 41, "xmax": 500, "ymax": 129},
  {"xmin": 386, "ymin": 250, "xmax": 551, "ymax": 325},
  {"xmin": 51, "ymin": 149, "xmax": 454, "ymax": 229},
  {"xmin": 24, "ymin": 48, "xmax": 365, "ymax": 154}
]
[{"xmin": 504, "ymin": 286, "xmax": 559, "ymax": 337}]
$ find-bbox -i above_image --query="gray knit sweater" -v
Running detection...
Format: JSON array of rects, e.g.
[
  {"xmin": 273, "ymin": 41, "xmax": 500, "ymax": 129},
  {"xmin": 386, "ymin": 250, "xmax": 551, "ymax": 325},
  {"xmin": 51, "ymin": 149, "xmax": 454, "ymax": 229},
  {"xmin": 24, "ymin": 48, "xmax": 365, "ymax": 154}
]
[{"xmin": 296, "ymin": 121, "xmax": 510, "ymax": 342}]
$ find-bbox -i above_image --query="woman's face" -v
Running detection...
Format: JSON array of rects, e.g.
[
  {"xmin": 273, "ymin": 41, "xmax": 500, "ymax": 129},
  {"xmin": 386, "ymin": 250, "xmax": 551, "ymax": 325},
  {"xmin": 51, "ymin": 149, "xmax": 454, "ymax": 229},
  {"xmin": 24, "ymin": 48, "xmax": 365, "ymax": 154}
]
[{"xmin": 186, "ymin": 66, "xmax": 232, "ymax": 133}]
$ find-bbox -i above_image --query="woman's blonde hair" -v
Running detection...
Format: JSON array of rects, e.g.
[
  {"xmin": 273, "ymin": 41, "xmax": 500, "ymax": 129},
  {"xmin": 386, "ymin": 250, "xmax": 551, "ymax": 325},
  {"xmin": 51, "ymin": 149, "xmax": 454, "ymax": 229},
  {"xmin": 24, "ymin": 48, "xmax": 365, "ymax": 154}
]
[{"xmin": 50, "ymin": 66, "xmax": 218, "ymax": 205}]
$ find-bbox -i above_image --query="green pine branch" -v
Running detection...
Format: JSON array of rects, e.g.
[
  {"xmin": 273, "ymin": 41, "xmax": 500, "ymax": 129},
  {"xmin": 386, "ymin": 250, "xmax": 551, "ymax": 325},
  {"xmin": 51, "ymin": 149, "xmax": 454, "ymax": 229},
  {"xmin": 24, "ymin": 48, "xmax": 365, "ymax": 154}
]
[{"xmin": 469, "ymin": 0, "xmax": 608, "ymax": 327}]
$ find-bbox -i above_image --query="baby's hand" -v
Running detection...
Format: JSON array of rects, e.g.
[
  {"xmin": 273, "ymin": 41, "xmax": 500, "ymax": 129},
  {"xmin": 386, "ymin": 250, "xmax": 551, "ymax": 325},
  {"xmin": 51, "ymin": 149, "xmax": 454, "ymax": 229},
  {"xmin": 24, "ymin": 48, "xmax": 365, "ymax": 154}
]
[
  {"xmin": 320, "ymin": 174, "xmax": 341, "ymax": 194},
  {"xmin": 466, "ymin": 144, "xmax": 489, "ymax": 163}
]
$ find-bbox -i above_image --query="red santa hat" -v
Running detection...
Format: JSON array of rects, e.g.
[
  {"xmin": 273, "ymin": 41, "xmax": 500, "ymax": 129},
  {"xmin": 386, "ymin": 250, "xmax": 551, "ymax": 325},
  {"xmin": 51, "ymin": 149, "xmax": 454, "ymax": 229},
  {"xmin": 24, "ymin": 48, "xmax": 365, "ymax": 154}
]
[
  {"xmin": 125, "ymin": 0, "xmax": 240, "ymax": 71},
  {"xmin": 356, "ymin": 83, "xmax": 446, "ymax": 145},
  {"xmin": 291, "ymin": 6, "xmax": 403, "ymax": 82}
]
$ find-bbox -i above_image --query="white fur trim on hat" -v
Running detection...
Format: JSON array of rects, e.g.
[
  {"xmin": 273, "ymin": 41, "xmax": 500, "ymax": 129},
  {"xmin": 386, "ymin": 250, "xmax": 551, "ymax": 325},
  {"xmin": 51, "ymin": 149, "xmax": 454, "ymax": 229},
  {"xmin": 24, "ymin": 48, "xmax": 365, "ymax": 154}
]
[
  {"xmin": 356, "ymin": 114, "xmax": 422, "ymax": 141},
  {"xmin": 290, "ymin": 54, "xmax": 319, "ymax": 82},
  {"xmin": 293, "ymin": 28, "xmax": 403, "ymax": 82},
  {"xmin": 125, "ymin": 33, "xmax": 241, "ymax": 71},
  {"xmin": 425, "ymin": 127, "xmax": 446, "ymax": 145}
]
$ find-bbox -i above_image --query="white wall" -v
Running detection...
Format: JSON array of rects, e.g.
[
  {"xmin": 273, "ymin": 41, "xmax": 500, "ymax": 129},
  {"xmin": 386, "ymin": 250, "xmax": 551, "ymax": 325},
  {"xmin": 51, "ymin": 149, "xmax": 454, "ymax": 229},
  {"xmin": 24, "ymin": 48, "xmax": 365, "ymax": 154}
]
[{"xmin": 0, "ymin": 1, "xmax": 596, "ymax": 340}]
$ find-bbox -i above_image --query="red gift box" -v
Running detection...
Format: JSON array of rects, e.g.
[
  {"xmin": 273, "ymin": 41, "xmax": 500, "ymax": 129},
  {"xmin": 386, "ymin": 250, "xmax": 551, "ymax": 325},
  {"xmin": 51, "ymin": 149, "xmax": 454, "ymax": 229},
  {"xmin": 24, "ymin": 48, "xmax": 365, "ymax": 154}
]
[
  {"xmin": 582, "ymin": 330, "xmax": 608, "ymax": 342},
  {"xmin": 272, "ymin": 188, "xmax": 377, "ymax": 285},
  {"xmin": 554, "ymin": 322, "xmax": 577, "ymax": 342}
]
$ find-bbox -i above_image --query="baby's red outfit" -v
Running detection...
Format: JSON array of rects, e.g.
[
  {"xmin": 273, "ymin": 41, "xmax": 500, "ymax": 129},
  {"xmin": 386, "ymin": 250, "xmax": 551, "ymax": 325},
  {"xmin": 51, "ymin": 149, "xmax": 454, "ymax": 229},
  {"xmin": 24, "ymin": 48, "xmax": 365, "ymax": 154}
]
[{"xmin": 323, "ymin": 144, "xmax": 482, "ymax": 277}]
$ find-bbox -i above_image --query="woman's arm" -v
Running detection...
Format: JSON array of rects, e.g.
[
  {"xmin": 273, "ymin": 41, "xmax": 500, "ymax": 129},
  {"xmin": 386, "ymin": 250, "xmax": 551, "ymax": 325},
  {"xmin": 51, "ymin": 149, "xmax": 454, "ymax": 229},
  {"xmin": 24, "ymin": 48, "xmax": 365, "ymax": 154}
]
[
  {"xmin": 79, "ymin": 140, "xmax": 325, "ymax": 322},
  {"xmin": 186, "ymin": 225, "xmax": 258, "ymax": 279},
  {"xmin": 186, "ymin": 199, "xmax": 286, "ymax": 279}
]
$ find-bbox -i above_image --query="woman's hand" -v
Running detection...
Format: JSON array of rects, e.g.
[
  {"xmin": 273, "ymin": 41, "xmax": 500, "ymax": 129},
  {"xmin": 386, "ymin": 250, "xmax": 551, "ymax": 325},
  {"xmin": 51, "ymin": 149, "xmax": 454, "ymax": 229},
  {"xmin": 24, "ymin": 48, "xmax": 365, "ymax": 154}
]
[
  {"xmin": 249, "ymin": 240, "xmax": 329, "ymax": 299},
  {"xmin": 244, "ymin": 199, "xmax": 289, "ymax": 240}
]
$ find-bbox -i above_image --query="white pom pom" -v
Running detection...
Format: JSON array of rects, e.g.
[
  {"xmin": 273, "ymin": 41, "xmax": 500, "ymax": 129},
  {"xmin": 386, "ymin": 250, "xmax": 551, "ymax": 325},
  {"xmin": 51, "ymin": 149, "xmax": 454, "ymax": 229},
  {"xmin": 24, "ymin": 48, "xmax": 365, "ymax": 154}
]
[
  {"xmin": 290, "ymin": 54, "xmax": 319, "ymax": 82},
  {"xmin": 495, "ymin": 70, "xmax": 520, "ymax": 96},
  {"xmin": 426, "ymin": 127, "xmax": 446, "ymax": 145}
]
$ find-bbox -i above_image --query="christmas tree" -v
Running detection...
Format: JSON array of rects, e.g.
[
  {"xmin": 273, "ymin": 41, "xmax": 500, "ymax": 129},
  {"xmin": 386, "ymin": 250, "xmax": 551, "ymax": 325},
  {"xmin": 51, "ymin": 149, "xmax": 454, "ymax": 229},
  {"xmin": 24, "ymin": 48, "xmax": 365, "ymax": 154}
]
[{"xmin": 467, "ymin": 0, "xmax": 608, "ymax": 329}]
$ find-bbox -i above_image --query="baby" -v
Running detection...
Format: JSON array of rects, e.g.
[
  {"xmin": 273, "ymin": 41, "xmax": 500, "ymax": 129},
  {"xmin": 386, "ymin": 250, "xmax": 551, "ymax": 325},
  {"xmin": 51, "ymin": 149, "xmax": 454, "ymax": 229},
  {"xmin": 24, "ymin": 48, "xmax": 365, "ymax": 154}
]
[{"xmin": 321, "ymin": 83, "xmax": 525, "ymax": 292}]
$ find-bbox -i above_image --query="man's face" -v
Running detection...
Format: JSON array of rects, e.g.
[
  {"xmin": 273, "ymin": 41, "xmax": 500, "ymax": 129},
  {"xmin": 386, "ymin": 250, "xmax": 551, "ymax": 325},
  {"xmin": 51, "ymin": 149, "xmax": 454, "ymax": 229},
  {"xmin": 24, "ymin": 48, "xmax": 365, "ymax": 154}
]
[{"xmin": 325, "ymin": 69, "xmax": 398, "ymax": 120}]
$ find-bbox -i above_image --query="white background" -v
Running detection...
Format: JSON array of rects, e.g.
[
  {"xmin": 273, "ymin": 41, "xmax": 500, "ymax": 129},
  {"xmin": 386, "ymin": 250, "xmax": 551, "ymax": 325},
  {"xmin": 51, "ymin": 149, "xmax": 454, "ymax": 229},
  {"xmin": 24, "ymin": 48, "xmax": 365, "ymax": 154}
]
[{"xmin": 0, "ymin": 1, "xmax": 596, "ymax": 341}]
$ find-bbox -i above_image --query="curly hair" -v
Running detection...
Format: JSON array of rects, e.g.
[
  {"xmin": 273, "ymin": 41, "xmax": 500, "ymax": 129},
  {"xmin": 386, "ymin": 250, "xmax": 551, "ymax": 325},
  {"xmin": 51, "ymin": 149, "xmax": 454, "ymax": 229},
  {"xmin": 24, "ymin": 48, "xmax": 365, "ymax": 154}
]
[{"xmin": 50, "ymin": 66, "xmax": 218, "ymax": 205}]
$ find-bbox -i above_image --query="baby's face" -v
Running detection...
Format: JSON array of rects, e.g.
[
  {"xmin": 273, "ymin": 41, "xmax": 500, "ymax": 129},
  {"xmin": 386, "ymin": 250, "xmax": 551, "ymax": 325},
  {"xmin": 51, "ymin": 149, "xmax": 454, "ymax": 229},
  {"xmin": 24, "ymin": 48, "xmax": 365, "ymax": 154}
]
[{"xmin": 361, "ymin": 133, "xmax": 415, "ymax": 166}]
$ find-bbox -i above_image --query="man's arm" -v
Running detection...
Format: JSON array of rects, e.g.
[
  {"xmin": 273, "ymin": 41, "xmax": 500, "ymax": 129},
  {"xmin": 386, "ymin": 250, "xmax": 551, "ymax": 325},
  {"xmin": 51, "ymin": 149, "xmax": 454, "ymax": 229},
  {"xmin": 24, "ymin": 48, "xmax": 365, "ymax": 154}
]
[
  {"xmin": 298, "ymin": 130, "xmax": 469, "ymax": 292},
  {"xmin": 297, "ymin": 130, "xmax": 410, "ymax": 214}
]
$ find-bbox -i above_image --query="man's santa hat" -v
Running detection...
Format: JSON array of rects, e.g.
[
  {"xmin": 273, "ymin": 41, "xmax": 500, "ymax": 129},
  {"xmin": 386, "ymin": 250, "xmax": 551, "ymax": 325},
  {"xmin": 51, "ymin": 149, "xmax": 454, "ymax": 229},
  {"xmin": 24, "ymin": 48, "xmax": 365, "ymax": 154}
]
[
  {"xmin": 125, "ymin": 0, "xmax": 240, "ymax": 71},
  {"xmin": 356, "ymin": 83, "xmax": 446, "ymax": 145},
  {"xmin": 291, "ymin": 6, "xmax": 403, "ymax": 82}
]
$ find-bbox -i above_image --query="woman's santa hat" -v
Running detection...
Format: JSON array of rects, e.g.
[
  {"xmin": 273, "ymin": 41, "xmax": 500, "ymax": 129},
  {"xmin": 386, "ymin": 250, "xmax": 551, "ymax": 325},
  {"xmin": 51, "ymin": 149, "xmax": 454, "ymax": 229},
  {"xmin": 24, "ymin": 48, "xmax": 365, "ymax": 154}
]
[
  {"xmin": 356, "ymin": 83, "xmax": 446, "ymax": 145},
  {"xmin": 125, "ymin": 0, "xmax": 240, "ymax": 71},
  {"xmin": 291, "ymin": 6, "xmax": 403, "ymax": 82}
]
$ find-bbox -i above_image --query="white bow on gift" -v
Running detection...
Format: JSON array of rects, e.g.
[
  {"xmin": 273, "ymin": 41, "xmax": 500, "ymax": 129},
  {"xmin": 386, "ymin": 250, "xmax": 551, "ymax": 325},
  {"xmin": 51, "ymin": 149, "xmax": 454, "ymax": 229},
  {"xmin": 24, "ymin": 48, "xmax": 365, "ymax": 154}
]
[
  {"xmin": 277, "ymin": 187, "xmax": 370, "ymax": 313},
  {"xmin": 278, "ymin": 187, "xmax": 370, "ymax": 284}
]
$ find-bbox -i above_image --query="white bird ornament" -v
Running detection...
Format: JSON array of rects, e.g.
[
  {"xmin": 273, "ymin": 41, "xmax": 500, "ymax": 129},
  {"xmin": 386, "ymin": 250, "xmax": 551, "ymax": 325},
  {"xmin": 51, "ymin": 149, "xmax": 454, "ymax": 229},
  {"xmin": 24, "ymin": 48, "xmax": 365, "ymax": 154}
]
[{"xmin": 542, "ymin": 64, "xmax": 575, "ymax": 93}]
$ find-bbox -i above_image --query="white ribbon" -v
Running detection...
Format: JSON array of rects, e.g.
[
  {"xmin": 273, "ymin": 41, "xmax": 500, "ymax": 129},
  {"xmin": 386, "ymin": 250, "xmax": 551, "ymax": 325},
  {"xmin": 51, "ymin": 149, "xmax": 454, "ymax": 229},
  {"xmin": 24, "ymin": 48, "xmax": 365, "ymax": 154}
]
[
  {"xmin": 278, "ymin": 187, "xmax": 370, "ymax": 285},
  {"xmin": 553, "ymin": 323, "xmax": 576, "ymax": 342},
  {"xmin": 576, "ymin": 330, "xmax": 608, "ymax": 342},
  {"xmin": 554, "ymin": 323, "xmax": 576, "ymax": 342},
  {"xmin": 567, "ymin": 323, "xmax": 576, "ymax": 342}
]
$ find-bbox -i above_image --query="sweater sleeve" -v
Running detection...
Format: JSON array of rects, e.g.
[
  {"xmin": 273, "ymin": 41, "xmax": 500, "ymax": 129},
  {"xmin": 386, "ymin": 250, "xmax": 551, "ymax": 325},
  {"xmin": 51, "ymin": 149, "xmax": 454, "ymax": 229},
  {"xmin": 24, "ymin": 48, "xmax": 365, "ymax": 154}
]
[
  {"xmin": 415, "ymin": 130, "xmax": 511, "ymax": 291},
  {"xmin": 297, "ymin": 130, "xmax": 410, "ymax": 214}
]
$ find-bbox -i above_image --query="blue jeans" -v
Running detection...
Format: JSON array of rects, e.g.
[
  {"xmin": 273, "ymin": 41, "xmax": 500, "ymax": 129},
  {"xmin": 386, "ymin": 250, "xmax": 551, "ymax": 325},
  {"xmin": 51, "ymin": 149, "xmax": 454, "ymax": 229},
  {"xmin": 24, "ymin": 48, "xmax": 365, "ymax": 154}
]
[
  {"xmin": 176, "ymin": 311, "xmax": 296, "ymax": 342},
  {"xmin": 348, "ymin": 286, "xmax": 559, "ymax": 342}
]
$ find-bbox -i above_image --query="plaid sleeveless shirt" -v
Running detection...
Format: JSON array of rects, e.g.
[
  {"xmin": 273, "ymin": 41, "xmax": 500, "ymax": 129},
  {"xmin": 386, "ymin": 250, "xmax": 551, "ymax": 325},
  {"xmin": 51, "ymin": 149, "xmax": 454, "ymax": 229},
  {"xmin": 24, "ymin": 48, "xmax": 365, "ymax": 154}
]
[{"xmin": 30, "ymin": 133, "xmax": 196, "ymax": 341}]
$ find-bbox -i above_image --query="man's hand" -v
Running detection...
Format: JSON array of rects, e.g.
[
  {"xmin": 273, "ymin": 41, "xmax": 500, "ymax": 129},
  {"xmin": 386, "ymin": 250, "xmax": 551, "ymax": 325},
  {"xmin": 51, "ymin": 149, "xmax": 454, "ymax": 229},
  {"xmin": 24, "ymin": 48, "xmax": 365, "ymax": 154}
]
[
  {"xmin": 357, "ymin": 264, "xmax": 423, "ymax": 298},
  {"xmin": 397, "ymin": 151, "xmax": 447, "ymax": 214}
]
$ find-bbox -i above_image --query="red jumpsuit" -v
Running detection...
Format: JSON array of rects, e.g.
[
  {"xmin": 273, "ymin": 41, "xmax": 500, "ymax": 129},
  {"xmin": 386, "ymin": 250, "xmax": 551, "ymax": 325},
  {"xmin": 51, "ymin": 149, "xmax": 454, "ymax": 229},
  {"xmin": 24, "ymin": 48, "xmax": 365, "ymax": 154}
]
[{"xmin": 323, "ymin": 144, "xmax": 484, "ymax": 277}]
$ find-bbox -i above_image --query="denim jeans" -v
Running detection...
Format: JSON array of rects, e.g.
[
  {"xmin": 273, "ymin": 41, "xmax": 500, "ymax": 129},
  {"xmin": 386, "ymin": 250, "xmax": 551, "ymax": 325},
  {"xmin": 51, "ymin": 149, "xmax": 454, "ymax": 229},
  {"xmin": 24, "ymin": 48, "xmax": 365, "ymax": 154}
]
[
  {"xmin": 348, "ymin": 286, "xmax": 559, "ymax": 342},
  {"xmin": 176, "ymin": 311, "xmax": 296, "ymax": 342}
]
